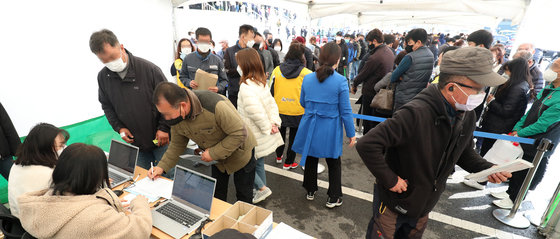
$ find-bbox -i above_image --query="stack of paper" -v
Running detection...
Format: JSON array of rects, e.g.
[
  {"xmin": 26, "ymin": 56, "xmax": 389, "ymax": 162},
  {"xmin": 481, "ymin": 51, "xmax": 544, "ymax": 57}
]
[
  {"xmin": 124, "ymin": 177, "xmax": 173, "ymax": 203},
  {"xmin": 465, "ymin": 159, "xmax": 534, "ymax": 182}
]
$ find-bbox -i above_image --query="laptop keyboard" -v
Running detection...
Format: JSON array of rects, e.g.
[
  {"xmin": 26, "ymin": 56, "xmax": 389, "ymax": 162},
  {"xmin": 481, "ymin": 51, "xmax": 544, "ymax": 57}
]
[
  {"xmin": 157, "ymin": 203, "xmax": 202, "ymax": 227},
  {"xmin": 109, "ymin": 171, "xmax": 126, "ymax": 186}
]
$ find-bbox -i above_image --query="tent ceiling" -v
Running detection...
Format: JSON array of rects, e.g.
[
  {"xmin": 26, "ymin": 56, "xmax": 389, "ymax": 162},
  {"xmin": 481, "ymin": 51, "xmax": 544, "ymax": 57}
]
[{"xmin": 177, "ymin": 0, "xmax": 529, "ymax": 28}]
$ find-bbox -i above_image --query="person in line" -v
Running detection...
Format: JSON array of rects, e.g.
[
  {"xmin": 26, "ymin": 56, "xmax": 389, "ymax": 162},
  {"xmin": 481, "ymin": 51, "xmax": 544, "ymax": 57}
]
[
  {"xmin": 390, "ymin": 28, "xmax": 434, "ymax": 111},
  {"xmin": 253, "ymin": 32, "xmax": 275, "ymax": 78},
  {"xmin": 0, "ymin": 102, "xmax": 20, "ymax": 179},
  {"xmin": 89, "ymin": 29, "xmax": 172, "ymax": 176},
  {"xmin": 180, "ymin": 27, "xmax": 228, "ymax": 96},
  {"xmin": 351, "ymin": 29, "xmax": 395, "ymax": 134},
  {"xmin": 517, "ymin": 43, "xmax": 545, "ymax": 96},
  {"xmin": 357, "ymin": 47, "xmax": 511, "ymax": 239},
  {"xmin": 467, "ymin": 29, "xmax": 493, "ymax": 49},
  {"xmin": 490, "ymin": 44, "xmax": 506, "ymax": 73},
  {"xmin": 493, "ymin": 58, "xmax": 560, "ymax": 209},
  {"xmin": 334, "ymin": 32, "xmax": 349, "ymax": 78},
  {"xmin": 236, "ymin": 48, "xmax": 283, "ymax": 204},
  {"xmin": 215, "ymin": 40, "xmax": 229, "ymax": 60},
  {"xmin": 18, "ymin": 143, "xmax": 151, "ymax": 238},
  {"xmin": 272, "ymin": 39, "xmax": 286, "ymax": 64},
  {"xmin": 270, "ymin": 43, "xmax": 312, "ymax": 170},
  {"xmin": 149, "ymin": 82, "xmax": 257, "ymax": 203},
  {"xmin": 8, "ymin": 123, "xmax": 68, "ymax": 218},
  {"xmin": 294, "ymin": 36, "xmax": 316, "ymax": 72},
  {"xmin": 292, "ymin": 42, "xmax": 356, "ymax": 208},
  {"xmin": 224, "ymin": 24, "xmax": 256, "ymax": 108},
  {"xmin": 171, "ymin": 38, "xmax": 195, "ymax": 89}
]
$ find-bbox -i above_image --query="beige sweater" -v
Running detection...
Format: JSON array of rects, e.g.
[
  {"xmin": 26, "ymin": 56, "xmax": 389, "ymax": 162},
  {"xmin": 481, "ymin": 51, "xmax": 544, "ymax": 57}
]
[{"xmin": 18, "ymin": 188, "xmax": 152, "ymax": 239}]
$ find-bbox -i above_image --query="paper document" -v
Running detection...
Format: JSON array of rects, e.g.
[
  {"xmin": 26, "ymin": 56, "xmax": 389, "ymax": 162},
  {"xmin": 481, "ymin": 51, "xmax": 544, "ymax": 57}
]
[
  {"xmin": 465, "ymin": 159, "xmax": 534, "ymax": 182},
  {"xmin": 265, "ymin": 222, "xmax": 313, "ymax": 239},
  {"xmin": 193, "ymin": 69, "xmax": 218, "ymax": 91},
  {"xmin": 124, "ymin": 177, "xmax": 173, "ymax": 203}
]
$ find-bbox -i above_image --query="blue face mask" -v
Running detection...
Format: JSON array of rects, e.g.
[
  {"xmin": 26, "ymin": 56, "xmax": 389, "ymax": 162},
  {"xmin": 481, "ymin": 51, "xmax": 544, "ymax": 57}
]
[{"xmin": 180, "ymin": 53, "xmax": 187, "ymax": 60}]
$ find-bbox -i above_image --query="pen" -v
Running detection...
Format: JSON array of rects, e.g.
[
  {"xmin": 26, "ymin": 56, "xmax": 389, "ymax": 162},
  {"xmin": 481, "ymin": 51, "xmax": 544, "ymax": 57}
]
[{"xmin": 150, "ymin": 162, "xmax": 154, "ymax": 181}]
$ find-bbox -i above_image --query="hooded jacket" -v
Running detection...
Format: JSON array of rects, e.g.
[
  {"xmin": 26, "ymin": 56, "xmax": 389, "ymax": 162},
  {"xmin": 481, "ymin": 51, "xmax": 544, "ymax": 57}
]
[
  {"xmin": 18, "ymin": 188, "xmax": 152, "ymax": 239},
  {"xmin": 270, "ymin": 59, "xmax": 312, "ymax": 117},
  {"xmin": 357, "ymin": 85, "xmax": 493, "ymax": 218}
]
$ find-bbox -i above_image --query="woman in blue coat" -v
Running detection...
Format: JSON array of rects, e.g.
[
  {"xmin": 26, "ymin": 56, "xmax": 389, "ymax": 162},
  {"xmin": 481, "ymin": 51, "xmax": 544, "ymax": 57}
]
[{"xmin": 292, "ymin": 42, "xmax": 357, "ymax": 208}]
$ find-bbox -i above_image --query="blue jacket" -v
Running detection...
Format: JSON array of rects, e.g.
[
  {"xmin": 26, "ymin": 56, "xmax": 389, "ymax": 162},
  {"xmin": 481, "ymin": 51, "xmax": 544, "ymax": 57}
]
[{"xmin": 292, "ymin": 72, "xmax": 355, "ymax": 163}]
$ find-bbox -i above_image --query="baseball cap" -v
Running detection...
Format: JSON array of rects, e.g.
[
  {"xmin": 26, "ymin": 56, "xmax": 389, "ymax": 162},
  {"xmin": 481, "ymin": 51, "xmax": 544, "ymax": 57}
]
[
  {"xmin": 440, "ymin": 47, "xmax": 506, "ymax": 87},
  {"xmin": 295, "ymin": 36, "xmax": 305, "ymax": 44}
]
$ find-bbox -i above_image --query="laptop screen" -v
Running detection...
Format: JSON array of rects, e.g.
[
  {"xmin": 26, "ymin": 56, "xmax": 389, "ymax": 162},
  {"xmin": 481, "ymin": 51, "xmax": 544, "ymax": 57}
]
[
  {"xmin": 108, "ymin": 140, "xmax": 138, "ymax": 174},
  {"xmin": 173, "ymin": 167, "xmax": 215, "ymax": 212}
]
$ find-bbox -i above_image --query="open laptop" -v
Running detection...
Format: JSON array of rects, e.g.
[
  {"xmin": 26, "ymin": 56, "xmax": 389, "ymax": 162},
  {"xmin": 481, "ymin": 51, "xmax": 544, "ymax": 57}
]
[
  {"xmin": 107, "ymin": 139, "xmax": 139, "ymax": 188},
  {"xmin": 152, "ymin": 165, "xmax": 216, "ymax": 239}
]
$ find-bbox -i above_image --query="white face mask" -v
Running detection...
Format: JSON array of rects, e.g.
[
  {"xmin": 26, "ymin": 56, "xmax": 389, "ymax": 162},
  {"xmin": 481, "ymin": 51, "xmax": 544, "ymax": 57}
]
[
  {"xmin": 197, "ymin": 43, "xmax": 211, "ymax": 53},
  {"xmin": 246, "ymin": 40, "xmax": 255, "ymax": 48},
  {"xmin": 274, "ymin": 46, "xmax": 282, "ymax": 51},
  {"xmin": 57, "ymin": 145, "xmax": 67, "ymax": 157},
  {"xmin": 502, "ymin": 74, "xmax": 510, "ymax": 80},
  {"xmin": 451, "ymin": 83, "xmax": 485, "ymax": 111},
  {"xmin": 544, "ymin": 69, "xmax": 558, "ymax": 83},
  {"xmin": 335, "ymin": 36, "xmax": 342, "ymax": 41},
  {"xmin": 181, "ymin": 47, "xmax": 192, "ymax": 55},
  {"xmin": 104, "ymin": 54, "xmax": 127, "ymax": 72},
  {"xmin": 237, "ymin": 65, "xmax": 243, "ymax": 76}
]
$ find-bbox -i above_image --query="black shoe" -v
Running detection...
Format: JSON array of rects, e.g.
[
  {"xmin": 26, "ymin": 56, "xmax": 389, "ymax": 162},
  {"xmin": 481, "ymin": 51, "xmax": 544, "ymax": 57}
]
[
  {"xmin": 326, "ymin": 197, "xmax": 343, "ymax": 208},
  {"xmin": 306, "ymin": 191, "xmax": 316, "ymax": 201}
]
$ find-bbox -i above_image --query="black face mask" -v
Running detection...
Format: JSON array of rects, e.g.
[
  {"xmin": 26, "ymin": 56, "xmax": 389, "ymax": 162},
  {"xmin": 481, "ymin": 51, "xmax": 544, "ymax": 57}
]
[
  {"xmin": 267, "ymin": 39, "xmax": 273, "ymax": 45},
  {"xmin": 405, "ymin": 45, "xmax": 414, "ymax": 53},
  {"xmin": 165, "ymin": 107, "xmax": 184, "ymax": 126},
  {"xmin": 252, "ymin": 42, "xmax": 261, "ymax": 51},
  {"xmin": 368, "ymin": 43, "xmax": 375, "ymax": 50}
]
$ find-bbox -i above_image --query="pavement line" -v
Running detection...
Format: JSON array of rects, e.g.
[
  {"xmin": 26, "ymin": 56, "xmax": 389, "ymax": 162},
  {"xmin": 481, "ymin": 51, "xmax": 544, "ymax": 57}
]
[{"xmin": 264, "ymin": 164, "xmax": 529, "ymax": 239}]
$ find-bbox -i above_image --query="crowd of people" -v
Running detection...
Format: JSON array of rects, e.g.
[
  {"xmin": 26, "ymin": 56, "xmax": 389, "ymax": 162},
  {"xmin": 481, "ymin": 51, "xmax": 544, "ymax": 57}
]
[{"xmin": 1, "ymin": 22, "xmax": 559, "ymax": 238}]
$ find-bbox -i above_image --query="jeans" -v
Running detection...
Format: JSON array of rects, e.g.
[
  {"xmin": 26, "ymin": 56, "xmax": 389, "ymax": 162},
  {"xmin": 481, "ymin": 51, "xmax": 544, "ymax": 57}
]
[
  {"xmin": 138, "ymin": 145, "xmax": 175, "ymax": 179},
  {"xmin": 275, "ymin": 126, "xmax": 298, "ymax": 164},
  {"xmin": 254, "ymin": 157, "xmax": 266, "ymax": 190},
  {"xmin": 303, "ymin": 156, "xmax": 342, "ymax": 198},
  {"xmin": 349, "ymin": 60, "xmax": 360, "ymax": 82},
  {"xmin": 212, "ymin": 150, "xmax": 256, "ymax": 203},
  {"xmin": 0, "ymin": 156, "xmax": 14, "ymax": 180}
]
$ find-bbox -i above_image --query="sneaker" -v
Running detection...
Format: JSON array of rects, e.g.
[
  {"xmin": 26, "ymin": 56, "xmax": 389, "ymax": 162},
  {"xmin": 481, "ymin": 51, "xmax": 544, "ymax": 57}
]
[
  {"xmin": 276, "ymin": 156, "xmax": 282, "ymax": 164},
  {"xmin": 283, "ymin": 162, "xmax": 298, "ymax": 170},
  {"xmin": 493, "ymin": 198, "xmax": 514, "ymax": 209},
  {"xmin": 491, "ymin": 191, "xmax": 509, "ymax": 199},
  {"xmin": 306, "ymin": 191, "xmax": 316, "ymax": 201},
  {"xmin": 253, "ymin": 189, "xmax": 257, "ymax": 197},
  {"xmin": 326, "ymin": 197, "xmax": 343, "ymax": 208},
  {"xmin": 253, "ymin": 187, "xmax": 272, "ymax": 204},
  {"xmin": 463, "ymin": 179, "xmax": 485, "ymax": 190}
]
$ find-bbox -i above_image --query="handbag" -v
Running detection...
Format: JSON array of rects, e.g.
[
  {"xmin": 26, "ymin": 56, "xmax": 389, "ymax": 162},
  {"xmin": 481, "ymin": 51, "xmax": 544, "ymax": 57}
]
[{"xmin": 370, "ymin": 83, "xmax": 395, "ymax": 111}]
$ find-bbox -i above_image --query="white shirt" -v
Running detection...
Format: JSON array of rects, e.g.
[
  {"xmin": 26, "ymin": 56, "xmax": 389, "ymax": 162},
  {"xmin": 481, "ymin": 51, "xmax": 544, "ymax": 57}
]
[{"xmin": 8, "ymin": 164, "xmax": 53, "ymax": 218}]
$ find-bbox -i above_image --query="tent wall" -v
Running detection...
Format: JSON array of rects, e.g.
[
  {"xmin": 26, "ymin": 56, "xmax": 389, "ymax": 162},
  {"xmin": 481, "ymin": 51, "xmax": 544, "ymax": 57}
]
[
  {"xmin": 0, "ymin": 0, "xmax": 175, "ymax": 136},
  {"xmin": 513, "ymin": 0, "xmax": 560, "ymax": 53}
]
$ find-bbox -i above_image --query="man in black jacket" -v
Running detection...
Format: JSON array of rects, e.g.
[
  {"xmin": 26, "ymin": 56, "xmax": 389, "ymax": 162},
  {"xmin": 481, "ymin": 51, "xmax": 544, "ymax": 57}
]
[
  {"xmin": 89, "ymin": 29, "xmax": 171, "ymax": 176},
  {"xmin": 0, "ymin": 102, "xmax": 20, "ymax": 179},
  {"xmin": 334, "ymin": 32, "xmax": 349, "ymax": 78},
  {"xmin": 357, "ymin": 47, "xmax": 511, "ymax": 239},
  {"xmin": 224, "ymin": 24, "xmax": 255, "ymax": 108}
]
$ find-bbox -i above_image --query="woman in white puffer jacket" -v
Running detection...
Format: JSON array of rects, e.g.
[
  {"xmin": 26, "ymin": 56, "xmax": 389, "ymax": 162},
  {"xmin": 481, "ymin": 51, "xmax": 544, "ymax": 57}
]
[{"xmin": 236, "ymin": 48, "xmax": 284, "ymax": 204}]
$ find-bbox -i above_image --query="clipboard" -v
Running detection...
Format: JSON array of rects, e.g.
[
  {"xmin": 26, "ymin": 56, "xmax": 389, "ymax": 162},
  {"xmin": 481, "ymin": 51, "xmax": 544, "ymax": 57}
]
[{"xmin": 193, "ymin": 69, "xmax": 218, "ymax": 90}]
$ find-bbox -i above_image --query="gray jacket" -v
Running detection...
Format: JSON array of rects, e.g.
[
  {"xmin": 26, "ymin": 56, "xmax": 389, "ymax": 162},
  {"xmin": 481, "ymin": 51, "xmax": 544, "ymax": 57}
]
[
  {"xmin": 394, "ymin": 46, "xmax": 434, "ymax": 110},
  {"xmin": 179, "ymin": 52, "xmax": 228, "ymax": 95}
]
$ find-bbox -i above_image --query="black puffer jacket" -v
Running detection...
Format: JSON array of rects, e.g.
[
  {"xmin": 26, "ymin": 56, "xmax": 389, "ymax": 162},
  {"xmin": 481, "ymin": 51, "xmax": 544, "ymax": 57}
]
[{"xmin": 481, "ymin": 81, "xmax": 530, "ymax": 134}]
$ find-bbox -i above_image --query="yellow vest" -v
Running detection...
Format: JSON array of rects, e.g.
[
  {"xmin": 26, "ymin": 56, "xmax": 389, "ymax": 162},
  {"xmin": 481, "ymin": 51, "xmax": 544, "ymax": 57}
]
[
  {"xmin": 174, "ymin": 59, "xmax": 188, "ymax": 89},
  {"xmin": 271, "ymin": 66, "xmax": 312, "ymax": 116}
]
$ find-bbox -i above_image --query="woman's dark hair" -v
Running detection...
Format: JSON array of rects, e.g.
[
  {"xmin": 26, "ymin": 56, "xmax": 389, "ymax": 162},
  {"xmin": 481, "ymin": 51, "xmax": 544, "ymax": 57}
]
[
  {"xmin": 285, "ymin": 42, "xmax": 306, "ymax": 62},
  {"xmin": 15, "ymin": 123, "xmax": 69, "ymax": 168},
  {"xmin": 395, "ymin": 50, "xmax": 408, "ymax": 66},
  {"xmin": 51, "ymin": 143, "xmax": 110, "ymax": 196},
  {"xmin": 272, "ymin": 39, "xmax": 283, "ymax": 51},
  {"xmin": 316, "ymin": 42, "xmax": 341, "ymax": 83},
  {"xmin": 175, "ymin": 38, "xmax": 194, "ymax": 60},
  {"xmin": 498, "ymin": 58, "xmax": 535, "ymax": 99}
]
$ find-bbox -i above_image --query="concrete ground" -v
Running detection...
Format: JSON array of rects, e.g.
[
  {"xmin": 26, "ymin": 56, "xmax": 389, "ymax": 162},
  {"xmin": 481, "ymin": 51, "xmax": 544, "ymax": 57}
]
[{"xmin": 174, "ymin": 86, "xmax": 558, "ymax": 239}]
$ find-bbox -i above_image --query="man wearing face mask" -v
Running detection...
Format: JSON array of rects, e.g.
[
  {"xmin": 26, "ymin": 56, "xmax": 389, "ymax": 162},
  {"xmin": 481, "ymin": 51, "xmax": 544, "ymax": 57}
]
[
  {"xmin": 89, "ymin": 29, "xmax": 172, "ymax": 176},
  {"xmin": 148, "ymin": 82, "xmax": 257, "ymax": 203},
  {"xmin": 224, "ymin": 24, "xmax": 255, "ymax": 108},
  {"xmin": 253, "ymin": 31, "xmax": 275, "ymax": 77},
  {"xmin": 492, "ymin": 58, "xmax": 560, "ymax": 209},
  {"xmin": 357, "ymin": 47, "xmax": 511, "ymax": 239},
  {"xmin": 334, "ymin": 32, "xmax": 349, "ymax": 77},
  {"xmin": 179, "ymin": 27, "xmax": 228, "ymax": 96},
  {"xmin": 390, "ymin": 28, "xmax": 434, "ymax": 111}
]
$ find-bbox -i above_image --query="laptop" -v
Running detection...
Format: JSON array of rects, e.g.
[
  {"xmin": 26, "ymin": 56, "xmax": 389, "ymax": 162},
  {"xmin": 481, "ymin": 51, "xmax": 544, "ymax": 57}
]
[
  {"xmin": 107, "ymin": 139, "xmax": 139, "ymax": 188},
  {"xmin": 152, "ymin": 165, "xmax": 216, "ymax": 239}
]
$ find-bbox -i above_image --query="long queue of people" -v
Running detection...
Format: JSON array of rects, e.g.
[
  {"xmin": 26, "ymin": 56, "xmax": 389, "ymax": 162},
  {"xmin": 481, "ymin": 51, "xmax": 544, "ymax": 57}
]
[{"xmin": 0, "ymin": 23, "xmax": 559, "ymax": 238}]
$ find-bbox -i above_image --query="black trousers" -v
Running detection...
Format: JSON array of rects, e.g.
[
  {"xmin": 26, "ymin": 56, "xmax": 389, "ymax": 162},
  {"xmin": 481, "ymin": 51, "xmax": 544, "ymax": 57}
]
[
  {"xmin": 506, "ymin": 153, "xmax": 549, "ymax": 201},
  {"xmin": 275, "ymin": 126, "xmax": 298, "ymax": 164},
  {"xmin": 303, "ymin": 156, "xmax": 342, "ymax": 198},
  {"xmin": 211, "ymin": 150, "xmax": 256, "ymax": 203},
  {"xmin": 361, "ymin": 94, "xmax": 375, "ymax": 134},
  {"xmin": 228, "ymin": 92, "xmax": 238, "ymax": 109}
]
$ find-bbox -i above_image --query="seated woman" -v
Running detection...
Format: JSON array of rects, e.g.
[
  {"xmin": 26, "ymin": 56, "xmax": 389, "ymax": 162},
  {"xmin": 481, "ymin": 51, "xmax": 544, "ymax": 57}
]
[
  {"xmin": 8, "ymin": 123, "xmax": 69, "ymax": 218},
  {"xmin": 17, "ymin": 143, "xmax": 152, "ymax": 238}
]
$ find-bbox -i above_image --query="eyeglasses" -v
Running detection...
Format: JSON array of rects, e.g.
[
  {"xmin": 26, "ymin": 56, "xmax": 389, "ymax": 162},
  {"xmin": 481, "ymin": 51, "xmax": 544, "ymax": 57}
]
[{"xmin": 451, "ymin": 82, "xmax": 485, "ymax": 94}]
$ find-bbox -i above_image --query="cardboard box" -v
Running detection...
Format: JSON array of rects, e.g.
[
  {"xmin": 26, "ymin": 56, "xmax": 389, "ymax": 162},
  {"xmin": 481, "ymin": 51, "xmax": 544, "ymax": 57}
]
[{"xmin": 203, "ymin": 201, "xmax": 273, "ymax": 239}]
